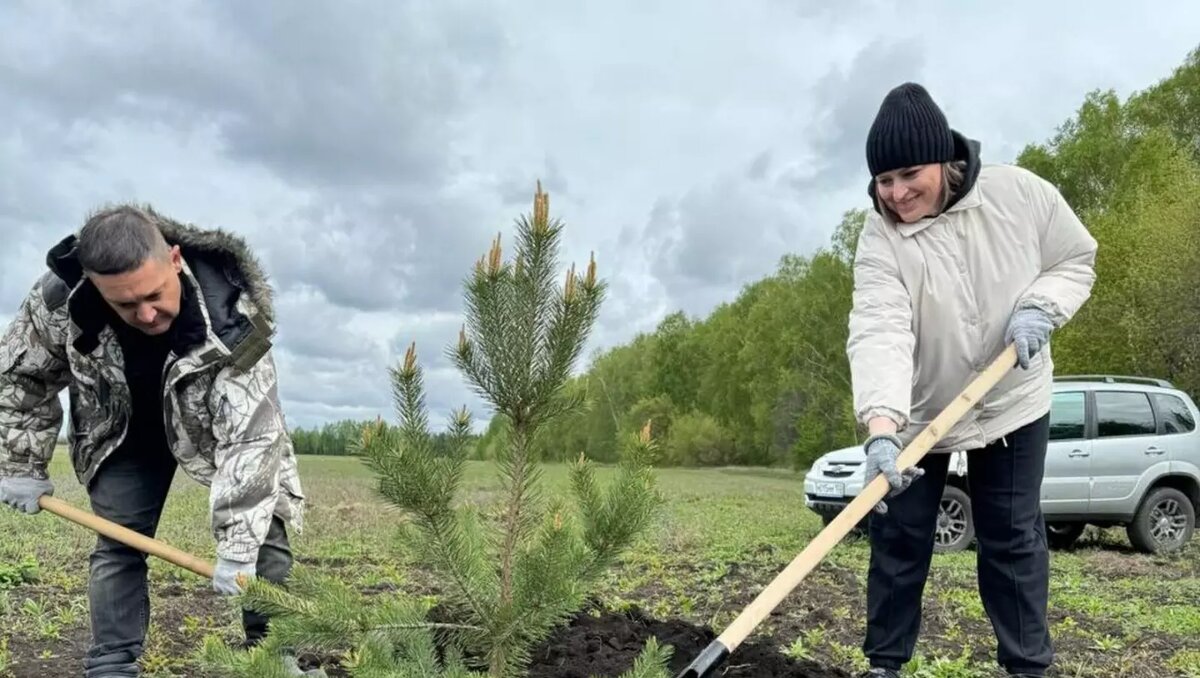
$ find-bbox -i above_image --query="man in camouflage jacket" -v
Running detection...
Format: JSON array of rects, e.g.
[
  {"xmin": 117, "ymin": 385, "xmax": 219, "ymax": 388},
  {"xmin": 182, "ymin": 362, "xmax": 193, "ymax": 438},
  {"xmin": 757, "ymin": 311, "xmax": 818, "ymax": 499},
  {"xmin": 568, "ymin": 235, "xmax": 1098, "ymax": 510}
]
[{"xmin": 0, "ymin": 205, "xmax": 311, "ymax": 677}]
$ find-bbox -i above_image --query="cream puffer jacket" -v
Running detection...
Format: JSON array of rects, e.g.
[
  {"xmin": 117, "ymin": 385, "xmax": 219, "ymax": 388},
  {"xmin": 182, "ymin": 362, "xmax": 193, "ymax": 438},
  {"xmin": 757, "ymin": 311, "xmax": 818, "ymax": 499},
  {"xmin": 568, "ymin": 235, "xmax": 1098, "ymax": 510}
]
[{"xmin": 847, "ymin": 135, "xmax": 1098, "ymax": 453}]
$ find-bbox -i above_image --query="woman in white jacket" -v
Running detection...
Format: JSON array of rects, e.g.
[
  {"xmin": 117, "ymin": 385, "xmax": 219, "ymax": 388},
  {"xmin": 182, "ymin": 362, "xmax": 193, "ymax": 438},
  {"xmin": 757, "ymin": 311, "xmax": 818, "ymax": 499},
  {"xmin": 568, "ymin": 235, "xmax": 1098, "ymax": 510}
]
[{"xmin": 846, "ymin": 83, "xmax": 1098, "ymax": 678}]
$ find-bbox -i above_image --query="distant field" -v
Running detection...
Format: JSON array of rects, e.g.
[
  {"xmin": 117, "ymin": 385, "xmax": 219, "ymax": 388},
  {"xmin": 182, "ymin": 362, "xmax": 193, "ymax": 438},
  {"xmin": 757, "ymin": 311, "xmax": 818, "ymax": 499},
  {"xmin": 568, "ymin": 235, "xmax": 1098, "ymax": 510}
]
[{"xmin": 1, "ymin": 452, "xmax": 1199, "ymax": 677}]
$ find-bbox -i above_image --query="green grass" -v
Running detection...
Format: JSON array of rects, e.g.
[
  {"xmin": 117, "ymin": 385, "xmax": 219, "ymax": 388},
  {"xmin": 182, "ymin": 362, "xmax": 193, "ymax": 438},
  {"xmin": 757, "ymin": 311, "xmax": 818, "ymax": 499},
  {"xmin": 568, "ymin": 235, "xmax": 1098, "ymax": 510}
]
[{"xmin": 0, "ymin": 453, "xmax": 1198, "ymax": 676}]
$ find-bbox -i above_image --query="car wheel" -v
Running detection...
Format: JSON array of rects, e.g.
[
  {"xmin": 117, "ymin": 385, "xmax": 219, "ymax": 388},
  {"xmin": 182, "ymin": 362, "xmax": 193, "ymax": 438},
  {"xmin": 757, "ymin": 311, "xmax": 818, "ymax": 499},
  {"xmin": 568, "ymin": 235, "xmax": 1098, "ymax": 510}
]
[
  {"xmin": 1045, "ymin": 521, "xmax": 1085, "ymax": 549},
  {"xmin": 1127, "ymin": 487, "xmax": 1195, "ymax": 554},
  {"xmin": 933, "ymin": 486, "xmax": 974, "ymax": 553}
]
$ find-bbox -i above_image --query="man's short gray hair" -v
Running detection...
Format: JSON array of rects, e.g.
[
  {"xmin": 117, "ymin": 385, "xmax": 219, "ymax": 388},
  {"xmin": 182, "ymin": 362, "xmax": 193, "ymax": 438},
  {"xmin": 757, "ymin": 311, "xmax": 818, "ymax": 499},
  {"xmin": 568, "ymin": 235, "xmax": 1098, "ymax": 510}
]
[{"xmin": 77, "ymin": 205, "xmax": 170, "ymax": 275}]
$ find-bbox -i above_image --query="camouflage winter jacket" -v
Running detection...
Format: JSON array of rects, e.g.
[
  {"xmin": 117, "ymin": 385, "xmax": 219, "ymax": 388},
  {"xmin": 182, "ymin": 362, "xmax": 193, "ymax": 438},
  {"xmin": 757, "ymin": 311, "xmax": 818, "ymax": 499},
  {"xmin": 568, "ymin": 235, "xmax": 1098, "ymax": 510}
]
[{"xmin": 0, "ymin": 209, "xmax": 305, "ymax": 563}]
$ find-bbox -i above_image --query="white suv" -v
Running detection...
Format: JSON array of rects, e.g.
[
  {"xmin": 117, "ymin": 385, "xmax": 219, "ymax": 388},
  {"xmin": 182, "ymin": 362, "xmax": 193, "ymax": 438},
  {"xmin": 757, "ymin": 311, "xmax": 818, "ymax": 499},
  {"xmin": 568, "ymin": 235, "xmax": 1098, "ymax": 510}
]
[{"xmin": 803, "ymin": 375, "xmax": 1200, "ymax": 554}]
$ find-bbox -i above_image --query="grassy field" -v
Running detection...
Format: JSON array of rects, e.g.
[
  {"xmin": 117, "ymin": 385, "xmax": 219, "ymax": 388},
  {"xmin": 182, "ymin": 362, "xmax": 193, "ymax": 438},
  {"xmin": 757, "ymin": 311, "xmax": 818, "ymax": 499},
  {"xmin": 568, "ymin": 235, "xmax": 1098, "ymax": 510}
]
[{"xmin": 1, "ymin": 452, "xmax": 1199, "ymax": 677}]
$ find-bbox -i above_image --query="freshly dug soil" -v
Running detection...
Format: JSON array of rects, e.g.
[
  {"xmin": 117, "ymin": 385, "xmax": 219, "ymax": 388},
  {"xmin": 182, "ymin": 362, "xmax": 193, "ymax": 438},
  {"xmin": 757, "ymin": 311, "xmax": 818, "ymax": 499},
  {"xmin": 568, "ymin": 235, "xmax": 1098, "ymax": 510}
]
[{"xmin": 525, "ymin": 607, "xmax": 852, "ymax": 678}]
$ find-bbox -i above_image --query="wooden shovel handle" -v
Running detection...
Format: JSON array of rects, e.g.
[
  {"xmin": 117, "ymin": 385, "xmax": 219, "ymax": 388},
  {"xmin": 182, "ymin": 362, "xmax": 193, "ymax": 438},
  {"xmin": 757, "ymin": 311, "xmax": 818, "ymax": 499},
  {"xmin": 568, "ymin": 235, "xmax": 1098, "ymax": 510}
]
[
  {"xmin": 38, "ymin": 495, "xmax": 215, "ymax": 579},
  {"xmin": 715, "ymin": 344, "xmax": 1018, "ymax": 651}
]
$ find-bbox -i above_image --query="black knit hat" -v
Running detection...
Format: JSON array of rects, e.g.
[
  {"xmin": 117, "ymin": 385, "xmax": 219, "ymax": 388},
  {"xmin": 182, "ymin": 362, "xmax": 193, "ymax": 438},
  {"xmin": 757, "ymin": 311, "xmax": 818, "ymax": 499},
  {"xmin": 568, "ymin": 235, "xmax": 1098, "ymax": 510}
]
[{"xmin": 865, "ymin": 82, "xmax": 955, "ymax": 177}]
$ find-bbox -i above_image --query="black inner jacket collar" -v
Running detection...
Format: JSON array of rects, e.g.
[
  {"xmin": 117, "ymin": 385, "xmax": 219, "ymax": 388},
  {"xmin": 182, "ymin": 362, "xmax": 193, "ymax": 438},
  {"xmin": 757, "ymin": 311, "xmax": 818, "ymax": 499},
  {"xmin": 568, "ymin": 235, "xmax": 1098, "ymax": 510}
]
[{"xmin": 45, "ymin": 237, "xmax": 206, "ymax": 357}]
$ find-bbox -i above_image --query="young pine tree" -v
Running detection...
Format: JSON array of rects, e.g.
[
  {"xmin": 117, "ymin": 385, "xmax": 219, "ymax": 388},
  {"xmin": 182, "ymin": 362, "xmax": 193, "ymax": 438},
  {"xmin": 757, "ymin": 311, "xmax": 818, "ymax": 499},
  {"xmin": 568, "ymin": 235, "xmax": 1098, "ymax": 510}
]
[
  {"xmin": 199, "ymin": 184, "xmax": 670, "ymax": 678},
  {"xmin": 357, "ymin": 183, "xmax": 668, "ymax": 677}
]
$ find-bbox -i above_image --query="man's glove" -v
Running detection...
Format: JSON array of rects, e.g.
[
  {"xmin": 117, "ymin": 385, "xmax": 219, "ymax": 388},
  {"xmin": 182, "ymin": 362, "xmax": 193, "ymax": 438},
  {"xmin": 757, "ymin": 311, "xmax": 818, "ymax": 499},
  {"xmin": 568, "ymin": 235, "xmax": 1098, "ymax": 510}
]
[
  {"xmin": 0, "ymin": 477, "xmax": 54, "ymax": 514},
  {"xmin": 1005, "ymin": 307, "xmax": 1055, "ymax": 370},
  {"xmin": 863, "ymin": 434, "xmax": 923, "ymax": 514},
  {"xmin": 213, "ymin": 557, "xmax": 256, "ymax": 596}
]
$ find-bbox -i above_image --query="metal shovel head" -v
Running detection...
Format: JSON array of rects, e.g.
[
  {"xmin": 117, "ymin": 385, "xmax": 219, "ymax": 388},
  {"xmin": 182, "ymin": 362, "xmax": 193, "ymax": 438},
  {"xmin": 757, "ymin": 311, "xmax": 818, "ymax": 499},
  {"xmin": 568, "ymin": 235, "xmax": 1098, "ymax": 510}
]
[{"xmin": 674, "ymin": 640, "xmax": 729, "ymax": 678}]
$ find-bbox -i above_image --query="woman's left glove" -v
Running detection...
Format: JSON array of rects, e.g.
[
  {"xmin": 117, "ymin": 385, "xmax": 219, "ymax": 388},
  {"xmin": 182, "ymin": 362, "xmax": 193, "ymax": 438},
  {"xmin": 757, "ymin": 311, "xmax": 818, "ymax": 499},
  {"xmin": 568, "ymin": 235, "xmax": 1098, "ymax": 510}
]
[{"xmin": 1005, "ymin": 307, "xmax": 1054, "ymax": 369}]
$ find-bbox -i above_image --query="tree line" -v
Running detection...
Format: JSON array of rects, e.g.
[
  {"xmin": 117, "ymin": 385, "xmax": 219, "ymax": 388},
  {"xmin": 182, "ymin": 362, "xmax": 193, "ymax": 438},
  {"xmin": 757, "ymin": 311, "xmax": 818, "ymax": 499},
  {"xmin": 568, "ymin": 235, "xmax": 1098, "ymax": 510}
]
[
  {"xmin": 293, "ymin": 46, "xmax": 1200, "ymax": 471},
  {"xmin": 291, "ymin": 418, "xmax": 479, "ymax": 458}
]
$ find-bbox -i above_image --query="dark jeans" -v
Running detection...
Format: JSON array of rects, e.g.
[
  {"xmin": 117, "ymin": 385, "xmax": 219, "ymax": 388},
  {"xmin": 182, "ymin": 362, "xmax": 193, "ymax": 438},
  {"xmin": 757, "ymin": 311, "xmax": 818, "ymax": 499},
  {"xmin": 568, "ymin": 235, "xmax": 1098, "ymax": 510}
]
[
  {"xmin": 81, "ymin": 445, "xmax": 293, "ymax": 677},
  {"xmin": 863, "ymin": 413, "xmax": 1053, "ymax": 676}
]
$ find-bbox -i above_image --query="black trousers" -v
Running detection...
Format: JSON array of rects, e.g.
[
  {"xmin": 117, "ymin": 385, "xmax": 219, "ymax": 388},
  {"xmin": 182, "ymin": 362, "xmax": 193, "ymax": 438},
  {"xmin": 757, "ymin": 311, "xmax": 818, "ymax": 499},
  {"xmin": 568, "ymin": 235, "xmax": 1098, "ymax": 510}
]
[
  {"xmin": 863, "ymin": 413, "xmax": 1053, "ymax": 676},
  {"xmin": 81, "ymin": 444, "xmax": 293, "ymax": 677}
]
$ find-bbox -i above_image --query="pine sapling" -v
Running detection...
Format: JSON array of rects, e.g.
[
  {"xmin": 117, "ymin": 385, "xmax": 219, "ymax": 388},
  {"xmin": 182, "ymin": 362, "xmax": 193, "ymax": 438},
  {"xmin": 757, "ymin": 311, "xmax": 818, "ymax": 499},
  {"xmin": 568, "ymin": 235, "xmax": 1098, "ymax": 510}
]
[
  {"xmin": 358, "ymin": 183, "xmax": 668, "ymax": 677},
  {"xmin": 206, "ymin": 184, "xmax": 673, "ymax": 678}
]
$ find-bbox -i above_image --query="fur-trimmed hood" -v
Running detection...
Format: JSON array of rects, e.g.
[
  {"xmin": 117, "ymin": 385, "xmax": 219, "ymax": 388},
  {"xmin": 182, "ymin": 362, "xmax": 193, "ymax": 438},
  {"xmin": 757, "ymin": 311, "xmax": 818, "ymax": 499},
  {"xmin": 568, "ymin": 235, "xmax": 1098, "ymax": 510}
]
[
  {"xmin": 152, "ymin": 207, "xmax": 275, "ymax": 324},
  {"xmin": 44, "ymin": 204, "xmax": 274, "ymax": 323},
  {"xmin": 42, "ymin": 204, "xmax": 276, "ymax": 363}
]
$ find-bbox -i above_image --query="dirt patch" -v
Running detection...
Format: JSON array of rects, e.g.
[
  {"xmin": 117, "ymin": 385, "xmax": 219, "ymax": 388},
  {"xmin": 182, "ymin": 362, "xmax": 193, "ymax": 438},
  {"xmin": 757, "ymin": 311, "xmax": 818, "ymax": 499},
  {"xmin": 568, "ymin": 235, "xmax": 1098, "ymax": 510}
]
[
  {"xmin": 195, "ymin": 605, "xmax": 852, "ymax": 678},
  {"xmin": 1082, "ymin": 548, "xmax": 1198, "ymax": 581},
  {"xmin": 525, "ymin": 607, "xmax": 851, "ymax": 678},
  {"xmin": 631, "ymin": 561, "xmax": 869, "ymax": 649},
  {"xmin": 6, "ymin": 624, "xmax": 91, "ymax": 678},
  {"xmin": 3, "ymin": 581, "xmax": 236, "ymax": 678}
]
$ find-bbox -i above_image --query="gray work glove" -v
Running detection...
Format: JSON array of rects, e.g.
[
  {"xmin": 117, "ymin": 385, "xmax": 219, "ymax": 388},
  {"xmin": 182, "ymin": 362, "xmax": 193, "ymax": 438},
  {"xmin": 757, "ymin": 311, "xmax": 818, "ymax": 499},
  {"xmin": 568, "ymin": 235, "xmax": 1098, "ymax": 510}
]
[
  {"xmin": 0, "ymin": 476, "xmax": 54, "ymax": 514},
  {"xmin": 863, "ymin": 434, "xmax": 923, "ymax": 515},
  {"xmin": 213, "ymin": 557, "xmax": 256, "ymax": 596},
  {"xmin": 1005, "ymin": 306, "xmax": 1055, "ymax": 370}
]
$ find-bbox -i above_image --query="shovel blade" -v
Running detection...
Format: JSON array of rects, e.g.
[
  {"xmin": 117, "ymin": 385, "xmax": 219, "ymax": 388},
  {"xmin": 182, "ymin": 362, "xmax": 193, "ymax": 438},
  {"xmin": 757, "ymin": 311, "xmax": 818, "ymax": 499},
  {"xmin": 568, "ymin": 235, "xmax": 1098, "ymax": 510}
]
[{"xmin": 673, "ymin": 640, "xmax": 730, "ymax": 678}]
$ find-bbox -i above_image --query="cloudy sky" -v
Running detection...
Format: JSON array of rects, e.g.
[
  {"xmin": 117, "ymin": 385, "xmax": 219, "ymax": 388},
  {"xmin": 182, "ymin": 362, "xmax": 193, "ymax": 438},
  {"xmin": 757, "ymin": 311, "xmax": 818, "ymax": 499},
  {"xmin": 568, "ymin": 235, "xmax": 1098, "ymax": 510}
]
[{"xmin": 2, "ymin": 1, "xmax": 1198, "ymax": 432}]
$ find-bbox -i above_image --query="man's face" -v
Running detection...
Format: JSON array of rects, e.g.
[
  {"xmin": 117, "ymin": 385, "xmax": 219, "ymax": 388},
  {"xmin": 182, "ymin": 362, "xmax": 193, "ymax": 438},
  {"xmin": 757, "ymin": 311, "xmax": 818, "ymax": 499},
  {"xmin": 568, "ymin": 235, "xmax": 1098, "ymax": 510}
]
[{"xmin": 89, "ymin": 246, "xmax": 184, "ymax": 335}]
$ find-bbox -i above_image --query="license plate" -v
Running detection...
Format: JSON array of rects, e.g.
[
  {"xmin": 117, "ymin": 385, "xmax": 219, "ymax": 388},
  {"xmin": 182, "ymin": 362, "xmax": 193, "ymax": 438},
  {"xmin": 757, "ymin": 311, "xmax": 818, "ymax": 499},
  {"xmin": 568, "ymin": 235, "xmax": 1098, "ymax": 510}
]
[{"xmin": 814, "ymin": 481, "xmax": 843, "ymax": 498}]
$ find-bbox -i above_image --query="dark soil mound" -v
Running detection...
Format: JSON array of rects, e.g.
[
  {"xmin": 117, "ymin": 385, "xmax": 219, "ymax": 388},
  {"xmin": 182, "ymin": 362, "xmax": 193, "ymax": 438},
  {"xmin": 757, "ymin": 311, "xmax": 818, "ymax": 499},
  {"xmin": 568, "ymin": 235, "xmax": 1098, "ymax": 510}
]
[{"xmin": 525, "ymin": 607, "xmax": 852, "ymax": 678}]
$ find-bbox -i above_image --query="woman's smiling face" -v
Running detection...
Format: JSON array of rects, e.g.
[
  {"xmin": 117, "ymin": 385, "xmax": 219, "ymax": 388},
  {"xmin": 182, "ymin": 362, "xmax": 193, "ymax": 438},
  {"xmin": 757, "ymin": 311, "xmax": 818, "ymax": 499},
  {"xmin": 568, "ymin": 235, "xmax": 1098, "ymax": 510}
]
[{"xmin": 874, "ymin": 163, "xmax": 943, "ymax": 223}]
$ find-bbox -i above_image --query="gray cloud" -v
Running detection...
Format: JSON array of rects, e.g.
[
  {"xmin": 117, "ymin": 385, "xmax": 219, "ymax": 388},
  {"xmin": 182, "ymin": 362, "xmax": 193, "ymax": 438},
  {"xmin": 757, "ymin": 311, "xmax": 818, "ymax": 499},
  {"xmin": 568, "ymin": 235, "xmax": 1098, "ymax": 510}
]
[
  {"xmin": 643, "ymin": 145, "xmax": 844, "ymax": 315},
  {"xmin": 1, "ymin": 1, "xmax": 504, "ymax": 190},
  {"xmin": 498, "ymin": 156, "xmax": 573, "ymax": 206},
  {"xmin": 802, "ymin": 38, "xmax": 928, "ymax": 188},
  {"xmin": 253, "ymin": 188, "xmax": 507, "ymax": 313},
  {"xmin": 273, "ymin": 290, "xmax": 387, "ymax": 364},
  {"xmin": 0, "ymin": 0, "xmax": 510, "ymax": 319},
  {"xmin": 632, "ymin": 37, "xmax": 929, "ymax": 316}
]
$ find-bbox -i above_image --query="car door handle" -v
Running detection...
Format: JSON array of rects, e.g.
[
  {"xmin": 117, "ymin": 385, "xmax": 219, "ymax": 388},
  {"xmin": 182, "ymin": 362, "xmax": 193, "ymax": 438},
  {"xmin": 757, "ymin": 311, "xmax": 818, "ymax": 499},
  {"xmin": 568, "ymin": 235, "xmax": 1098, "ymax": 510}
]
[
  {"xmin": 1068, "ymin": 449, "xmax": 1090, "ymax": 458},
  {"xmin": 1145, "ymin": 446, "xmax": 1166, "ymax": 456}
]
